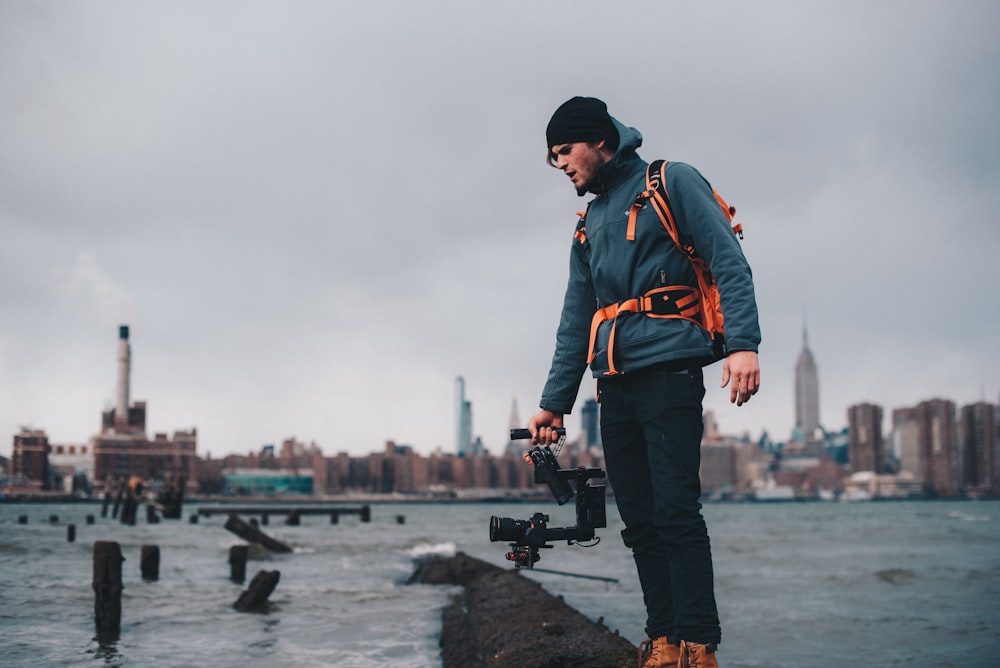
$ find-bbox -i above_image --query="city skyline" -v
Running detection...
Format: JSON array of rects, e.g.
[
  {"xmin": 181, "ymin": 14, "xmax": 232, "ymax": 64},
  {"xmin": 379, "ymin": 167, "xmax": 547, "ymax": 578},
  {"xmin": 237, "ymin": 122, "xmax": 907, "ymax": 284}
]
[
  {"xmin": 2, "ymin": 3, "xmax": 998, "ymax": 459},
  {"xmin": 3, "ymin": 320, "xmax": 994, "ymax": 462}
]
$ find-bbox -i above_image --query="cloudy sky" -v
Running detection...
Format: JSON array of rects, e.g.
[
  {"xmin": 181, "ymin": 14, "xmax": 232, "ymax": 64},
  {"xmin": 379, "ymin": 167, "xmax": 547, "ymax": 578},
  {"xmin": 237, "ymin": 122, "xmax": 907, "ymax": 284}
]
[{"xmin": 2, "ymin": 1, "xmax": 998, "ymax": 460}]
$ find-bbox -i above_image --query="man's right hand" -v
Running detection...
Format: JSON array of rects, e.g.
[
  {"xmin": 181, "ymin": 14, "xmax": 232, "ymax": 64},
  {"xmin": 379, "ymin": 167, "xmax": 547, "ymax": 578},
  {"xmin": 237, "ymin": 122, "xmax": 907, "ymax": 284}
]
[{"xmin": 527, "ymin": 410, "xmax": 565, "ymax": 445}]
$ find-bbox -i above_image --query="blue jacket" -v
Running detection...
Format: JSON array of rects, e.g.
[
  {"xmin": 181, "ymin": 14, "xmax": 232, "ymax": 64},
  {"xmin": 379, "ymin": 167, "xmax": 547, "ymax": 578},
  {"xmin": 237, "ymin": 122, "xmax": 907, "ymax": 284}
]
[{"xmin": 539, "ymin": 120, "xmax": 761, "ymax": 414}]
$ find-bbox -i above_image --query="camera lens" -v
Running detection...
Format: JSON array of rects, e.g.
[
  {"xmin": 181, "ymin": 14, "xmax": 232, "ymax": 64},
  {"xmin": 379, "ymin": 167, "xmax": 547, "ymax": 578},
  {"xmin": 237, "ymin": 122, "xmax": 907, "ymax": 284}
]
[{"xmin": 489, "ymin": 516, "xmax": 524, "ymax": 542}]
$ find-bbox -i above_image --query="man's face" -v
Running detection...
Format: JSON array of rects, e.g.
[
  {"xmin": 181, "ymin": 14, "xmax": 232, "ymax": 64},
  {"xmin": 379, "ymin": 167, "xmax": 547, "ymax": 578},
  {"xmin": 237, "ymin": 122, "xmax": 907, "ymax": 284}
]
[{"xmin": 549, "ymin": 141, "xmax": 608, "ymax": 195}]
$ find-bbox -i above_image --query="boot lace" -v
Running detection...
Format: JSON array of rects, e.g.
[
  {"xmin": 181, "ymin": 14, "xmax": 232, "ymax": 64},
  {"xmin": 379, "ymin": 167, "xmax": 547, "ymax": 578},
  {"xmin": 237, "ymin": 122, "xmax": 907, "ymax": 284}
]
[
  {"xmin": 678, "ymin": 640, "xmax": 717, "ymax": 667},
  {"xmin": 639, "ymin": 638, "xmax": 663, "ymax": 667}
]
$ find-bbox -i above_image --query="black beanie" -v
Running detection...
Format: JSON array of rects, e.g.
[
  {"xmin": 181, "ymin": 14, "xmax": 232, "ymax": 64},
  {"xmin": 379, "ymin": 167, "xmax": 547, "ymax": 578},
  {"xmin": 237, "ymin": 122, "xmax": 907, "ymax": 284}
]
[{"xmin": 546, "ymin": 96, "xmax": 619, "ymax": 150}]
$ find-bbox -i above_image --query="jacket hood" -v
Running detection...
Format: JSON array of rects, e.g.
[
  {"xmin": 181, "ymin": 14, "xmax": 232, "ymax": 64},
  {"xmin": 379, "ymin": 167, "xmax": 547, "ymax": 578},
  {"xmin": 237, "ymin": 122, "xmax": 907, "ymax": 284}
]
[
  {"xmin": 611, "ymin": 117, "xmax": 643, "ymax": 156},
  {"xmin": 590, "ymin": 117, "xmax": 644, "ymax": 194}
]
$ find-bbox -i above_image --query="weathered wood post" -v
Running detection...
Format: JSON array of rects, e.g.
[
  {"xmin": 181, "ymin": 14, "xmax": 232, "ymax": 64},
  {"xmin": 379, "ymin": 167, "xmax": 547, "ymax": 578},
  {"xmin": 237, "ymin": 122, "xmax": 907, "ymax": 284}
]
[
  {"xmin": 361, "ymin": 505, "xmax": 371, "ymax": 522},
  {"xmin": 229, "ymin": 545, "xmax": 249, "ymax": 583},
  {"xmin": 329, "ymin": 511, "xmax": 339, "ymax": 525},
  {"xmin": 233, "ymin": 570, "xmax": 281, "ymax": 612},
  {"xmin": 157, "ymin": 475, "xmax": 185, "ymax": 519},
  {"xmin": 49, "ymin": 515, "xmax": 59, "ymax": 524},
  {"xmin": 285, "ymin": 510, "xmax": 300, "ymax": 526},
  {"xmin": 396, "ymin": 515, "xmax": 406, "ymax": 524},
  {"xmin": 189, "ymin": 514, "xmax": 199, "ymax": 524},
  {"xmin": 18, "ymin": 515, "xmax": 27, "ymax": 524},
  {"xmin": 101, "ymin": 487, "xmax": 112, "ymax": 518},
  {"xmin": 146, "ymin": 504, "xmax": 159, "ymax": 524},
  {"xmin": 120, "ymin": 494, "xmax": 138, "ymax": 526},
  {"xmin": 86, "ymin": 514, "xmax": 96, "ymax": 525},
  {"xmin": 249, "ymin": 518, "xmax": 259, "ymax": 529},
  {"xmin": 93, "ymin": 541, "xmax": 124, "ymax": 639},
  {"xmin": 67, "ymin": 524, "xmax": 76, "ymax": 543},
  {"xmin": 140, "ymin": 545, "xmax": 160, "ymax": 581},
  {"xmin": 112, "ymin": 479, "xmax": 124, "ymax": 519},
  {"xmin": 260, "ymin": 512, "xmax": 269, "ymax": 526}
]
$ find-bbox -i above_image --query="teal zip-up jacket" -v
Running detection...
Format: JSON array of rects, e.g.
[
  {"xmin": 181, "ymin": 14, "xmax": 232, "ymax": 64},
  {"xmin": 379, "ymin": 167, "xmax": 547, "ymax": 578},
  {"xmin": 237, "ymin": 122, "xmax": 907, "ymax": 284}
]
[{"xmin": 539, "ymin": 120, "xmax": 761, "ymax": 415}]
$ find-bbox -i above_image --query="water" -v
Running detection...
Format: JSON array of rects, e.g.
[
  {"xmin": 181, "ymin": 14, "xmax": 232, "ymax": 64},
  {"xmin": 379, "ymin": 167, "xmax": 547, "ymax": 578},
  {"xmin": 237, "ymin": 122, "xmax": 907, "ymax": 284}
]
[{"xmin": 1, "ymin": 499, "xmax": 998, "ymax": 667}]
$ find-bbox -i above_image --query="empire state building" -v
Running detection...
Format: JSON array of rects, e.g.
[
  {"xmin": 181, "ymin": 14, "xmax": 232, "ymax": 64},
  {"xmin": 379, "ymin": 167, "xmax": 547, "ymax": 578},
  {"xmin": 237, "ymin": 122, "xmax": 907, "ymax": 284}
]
[{"xmin": 795, "ymin": 326, "xmax": 820, "ymax": 438}]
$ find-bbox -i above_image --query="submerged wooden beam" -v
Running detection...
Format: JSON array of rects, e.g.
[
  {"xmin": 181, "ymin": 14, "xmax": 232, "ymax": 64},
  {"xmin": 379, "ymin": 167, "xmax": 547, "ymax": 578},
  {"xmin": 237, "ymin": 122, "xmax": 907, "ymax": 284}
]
[{"xmin": 223, "ymin": 515, "xmax": 293, "ymax": 553}]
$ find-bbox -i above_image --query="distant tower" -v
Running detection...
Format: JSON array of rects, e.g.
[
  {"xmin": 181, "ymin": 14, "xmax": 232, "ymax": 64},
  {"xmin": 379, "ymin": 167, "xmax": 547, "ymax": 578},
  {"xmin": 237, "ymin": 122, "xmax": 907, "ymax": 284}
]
[
  {"xmin": 455, "ymin": 377, "xmax": 472, "ymax": 455},
  {"xmin": 581, "ymin": 398, "xmax": 601, "ymax": 454},
  {"xmin": 794, "ymin": 324, "xmax": 820, "ymax": 439},
  {"xmin": 102, "ymin": 324, "xmax": 146, "ymax": 435},
  {"xmin": 115, "ymin": 325, "xmax": 131, "ymax": 428},
  {"xmin": 508, "ymin": 396, "xmax": 521, "ymax": 432},
  {"xmin": 505, "ymin": 397, "xmax": 524, "ymax": 456}
]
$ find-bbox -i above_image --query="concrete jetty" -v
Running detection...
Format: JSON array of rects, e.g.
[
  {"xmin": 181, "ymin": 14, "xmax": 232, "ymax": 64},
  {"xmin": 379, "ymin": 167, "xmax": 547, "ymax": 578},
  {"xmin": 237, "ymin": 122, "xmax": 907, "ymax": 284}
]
[{"xmin": 409, "ymin": 552, "xmax": 636, "ymax": 668}]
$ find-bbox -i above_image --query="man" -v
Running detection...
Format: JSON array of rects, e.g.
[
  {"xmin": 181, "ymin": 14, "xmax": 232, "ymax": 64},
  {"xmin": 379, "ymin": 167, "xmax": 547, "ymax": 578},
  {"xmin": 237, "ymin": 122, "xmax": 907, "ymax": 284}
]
[{"xmin": 527, "ymin": 97, "xmax": 761, "ymax": 668}]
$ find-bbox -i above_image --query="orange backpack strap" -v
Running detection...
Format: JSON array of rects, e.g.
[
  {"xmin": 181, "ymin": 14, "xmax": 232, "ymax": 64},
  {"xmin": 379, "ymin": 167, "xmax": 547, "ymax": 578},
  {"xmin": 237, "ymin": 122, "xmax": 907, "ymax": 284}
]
[
  {"xmin": 640, "ymin": 160, "xmax": 741, "ymax": 343},
  {"xmin": 574, "ymin": 205, "xmax": 590, "ymax": 244}
]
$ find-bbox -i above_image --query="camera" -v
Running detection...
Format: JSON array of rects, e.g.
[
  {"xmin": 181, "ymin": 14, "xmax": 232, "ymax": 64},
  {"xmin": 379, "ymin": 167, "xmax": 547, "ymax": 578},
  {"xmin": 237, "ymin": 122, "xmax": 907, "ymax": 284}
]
[{"xmin": 489, "ymin": 428, "xmax": 607, "ymax": 568}]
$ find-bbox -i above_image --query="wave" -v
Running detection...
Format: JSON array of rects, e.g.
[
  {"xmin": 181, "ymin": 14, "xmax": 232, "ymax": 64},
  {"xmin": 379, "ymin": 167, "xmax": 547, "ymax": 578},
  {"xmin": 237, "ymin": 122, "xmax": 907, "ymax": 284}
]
[{"xmin": 405, "ymin": 541, "xmax": 456, "ymax": 559}]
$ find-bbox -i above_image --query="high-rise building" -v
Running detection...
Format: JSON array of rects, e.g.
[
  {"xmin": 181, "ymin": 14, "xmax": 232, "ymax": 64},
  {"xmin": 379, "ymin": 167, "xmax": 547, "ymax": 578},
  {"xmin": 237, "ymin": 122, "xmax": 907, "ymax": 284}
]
[
  {"xmin": 891, "ymin": 407, "xmax": 921, "ymax": 477},
  {"xmin": 794, "ymin": 325, "xmax": 820, "ymax": 439},
  {"xmin": 847, "ymin": 402, "xmax": 884, "ymax": 473},
  {"xmin": 914, "ymin": 398, "xmax": 959, "ymax": 497},
  {"xmin": 959, "ymin": 402, "xmax": 997, "ymax": 495},
  {"xmin": 455, "ymin": 376, "xmax": 473, "ymax": 455},
  {"xmin": 11, "ymin": 428, "xmax": 50, "ymax": 489},
  {"xmin": 580, "ymin": 398, "xmax": 601, "ymax": 454}
]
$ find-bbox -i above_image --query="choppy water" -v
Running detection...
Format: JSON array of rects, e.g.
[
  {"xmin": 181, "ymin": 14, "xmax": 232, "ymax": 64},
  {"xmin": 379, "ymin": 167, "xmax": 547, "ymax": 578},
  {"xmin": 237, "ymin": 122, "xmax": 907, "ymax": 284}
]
[{"xmin": 1, "ymin": 499, "xmax": 998, "ymax": 667}]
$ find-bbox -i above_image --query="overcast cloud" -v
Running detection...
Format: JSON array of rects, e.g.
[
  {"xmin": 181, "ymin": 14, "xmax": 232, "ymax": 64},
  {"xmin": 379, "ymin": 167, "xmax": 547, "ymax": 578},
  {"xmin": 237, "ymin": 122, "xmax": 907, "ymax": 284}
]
[{"xmin": 2, "ymin": 1, "xmax": 998, "ymax": 459}]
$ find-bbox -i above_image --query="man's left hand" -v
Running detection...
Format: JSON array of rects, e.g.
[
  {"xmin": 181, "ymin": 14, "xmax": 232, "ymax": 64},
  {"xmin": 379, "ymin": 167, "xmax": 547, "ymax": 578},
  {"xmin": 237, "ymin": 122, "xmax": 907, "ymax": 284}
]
[{"xmin": 721, "ymin": 350, "xmax": 760, "ymax": 406}]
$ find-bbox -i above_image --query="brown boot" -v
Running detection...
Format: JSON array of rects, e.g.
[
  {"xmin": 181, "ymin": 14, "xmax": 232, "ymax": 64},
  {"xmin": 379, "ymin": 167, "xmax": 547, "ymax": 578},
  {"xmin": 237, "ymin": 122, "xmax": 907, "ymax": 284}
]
[
  {"xmin": 679, "ymin": 640, "xmax": 718, "ymax": 667},
  {"xmin": 638, "ymin": 636, "xmax": 680, "ymax": 667}
]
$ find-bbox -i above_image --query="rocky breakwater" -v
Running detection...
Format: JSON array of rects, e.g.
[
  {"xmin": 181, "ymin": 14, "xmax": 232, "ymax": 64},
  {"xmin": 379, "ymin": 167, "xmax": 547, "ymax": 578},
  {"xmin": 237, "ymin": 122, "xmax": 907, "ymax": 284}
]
[{"xmin": 409, "ymin": 552, "xmax": 636, "ymax": 668}]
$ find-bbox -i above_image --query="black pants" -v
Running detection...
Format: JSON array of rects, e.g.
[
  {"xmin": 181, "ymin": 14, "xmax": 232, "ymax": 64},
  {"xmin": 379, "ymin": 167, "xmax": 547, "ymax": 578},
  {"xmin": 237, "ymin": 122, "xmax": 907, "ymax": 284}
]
[{"xmin": 599, "ymin": 365, "xmax": 721, "ymax": 645}]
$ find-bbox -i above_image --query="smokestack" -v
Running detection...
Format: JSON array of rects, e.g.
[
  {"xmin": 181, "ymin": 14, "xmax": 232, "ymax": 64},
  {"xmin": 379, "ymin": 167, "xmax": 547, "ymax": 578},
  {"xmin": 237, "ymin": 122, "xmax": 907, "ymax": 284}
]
[{"xmin": 116, "ymin": 325, "xmax": 130, "ymax": 425}]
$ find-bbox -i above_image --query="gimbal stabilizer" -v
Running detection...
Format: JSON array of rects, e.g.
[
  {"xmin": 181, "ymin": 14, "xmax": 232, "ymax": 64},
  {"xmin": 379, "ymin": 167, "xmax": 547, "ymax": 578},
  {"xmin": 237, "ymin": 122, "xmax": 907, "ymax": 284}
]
[{"xmin": 488, "ymin": 428, "xmax": 607, "ymax": 568}]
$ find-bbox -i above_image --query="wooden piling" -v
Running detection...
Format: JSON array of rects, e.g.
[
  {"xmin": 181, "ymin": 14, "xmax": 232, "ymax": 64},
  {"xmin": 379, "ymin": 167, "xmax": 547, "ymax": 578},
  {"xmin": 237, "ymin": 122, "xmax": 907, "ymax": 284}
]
[
  {"xmin": 112, "ymin": 479, "xmax": 124, "ymax": 519},
  {"xmin": 146, "ymin": 504, "xmax": 159, "ymax": 524},
  {"xmin": 18, "ymin": 515, "xmax": 27, "ymax": 524},
  {"xmin": 67, "ymin": 524, "xmax": 76, "ymax": 543},
  {"xmin": 93, "ymin": 541, "xmax": 124, "ymax": 638},
  {"xmin": 285, "ymin": 510, "xmax": 300, "ymax": 526},
  {"xmin": 396, "ymin": 515, "xmax": 406, "ymax": 524},
  {"xmin": 120, "ymin": 495, "xmax": 138, "ymax": 526},
  {"xmin": 86, "ymin": 514, "xmax": 95, "ymax": 525},
  {"xmin": 49, "ymin": 515, "xmax": 59, "ymax": 524},
  {"xmin": 101, "ymin": 488, "xmax": 111, "ymax": 518},
  {"xmin": 140, "ymin": 545, "xmax": 160, "ymax": 581},
  {"xmin": 223, "ymin": 516, "xmax": 292, "ymax": 553},
  {"xmin": 330, "ymin": 512, "xmax": 339, "ymax": 524},
  {"xmin": 233, "ymin": 570, "xmax": 281, "ymax": 612},
  {"xmin": 189, "ymin": 514, "xmax": 199, "ymax": 524},
  {"xmin": 229, "ymin": 545, "xmax": 249, "ymax": 583},
  {"xmin": 360, "ymin": 505, "xmax": 371, "ymax": 522},
  {"xmin": 156, "ymin": 475, "xmax": 185, "ymax": 519}
]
